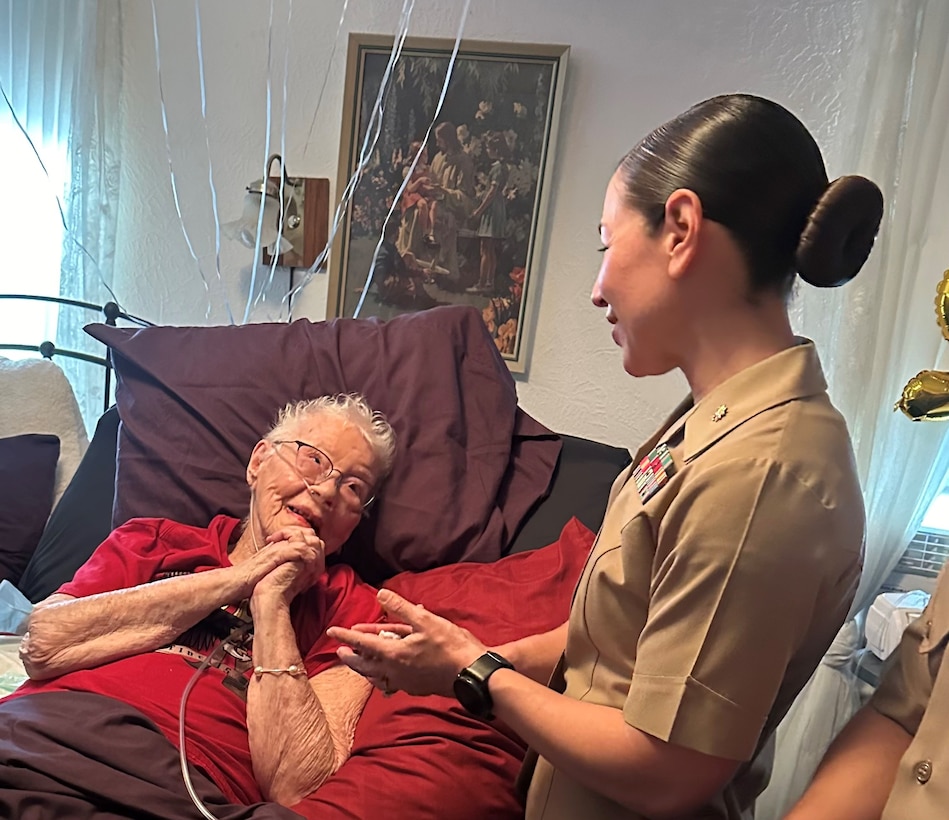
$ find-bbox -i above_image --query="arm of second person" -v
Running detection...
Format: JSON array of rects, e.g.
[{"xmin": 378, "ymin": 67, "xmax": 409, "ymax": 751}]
[
  {"xmin": 493, "ymin": 621, "xmax": 567, "ymax": 684},
  {"xmin": 784, "ymin": 704, "xmax": 911, "ymax": 820},
  {"xmin": 331, "ymin": 595, "xmax": 737, "ymax": 818},
  {"xmin": 488, "ymin": 668, "xmax": 739, "ymax": 818}
]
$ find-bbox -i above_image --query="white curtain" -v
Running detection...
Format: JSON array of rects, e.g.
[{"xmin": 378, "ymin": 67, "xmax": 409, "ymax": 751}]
[
  {"xmin": 57, "ymin": 0, "xmax": 123, "ymax": 430},
  {"xmin": 759, "ymin": 1, "xmax": 949, "ymax": 816},
  {"xmin": 0, "ymin": 0, "xmax": 122, "ymax": 433}
]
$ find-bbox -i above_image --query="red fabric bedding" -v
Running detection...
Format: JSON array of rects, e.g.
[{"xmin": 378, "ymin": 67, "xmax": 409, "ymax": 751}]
[{"xmin": 292, "ymin": 518, "xmax": 595, "ymax": 820}]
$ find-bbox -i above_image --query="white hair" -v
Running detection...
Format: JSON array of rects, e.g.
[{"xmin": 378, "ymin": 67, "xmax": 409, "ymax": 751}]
[{"xmin": 266, "ymin": 393, "xmax": 397, "ymax": 483}]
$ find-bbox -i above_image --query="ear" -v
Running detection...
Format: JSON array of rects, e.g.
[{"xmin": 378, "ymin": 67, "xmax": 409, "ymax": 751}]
[
  {"xmin": 662, "ymin": 188, "xmax": 703, "ymax": 280},
  {"xmin": 246, "ymin": 440, "xmax": 269, "ymax": 488}
]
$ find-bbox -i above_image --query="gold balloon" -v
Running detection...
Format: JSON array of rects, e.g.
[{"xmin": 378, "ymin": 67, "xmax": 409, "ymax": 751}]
[
  {"xmin": 936, "ymin": 269, "xmax": 949, "ymax": 342},
  {"xmin": 895, "ymin": 270, "xmax": 949, "ymax": 421},
  {"xmin": 897, "ymin": 370, "xmax": 949, "ymax": 421}
]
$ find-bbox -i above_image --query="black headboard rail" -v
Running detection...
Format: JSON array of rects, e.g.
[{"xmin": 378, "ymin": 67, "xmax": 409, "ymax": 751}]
[
  {"xmin": 0, "ymin": 342, "xmax": 108, "ymax": 367},
  {"xmin": 0, "ymin": 294, "xmax": 153, "ymax": 412}
]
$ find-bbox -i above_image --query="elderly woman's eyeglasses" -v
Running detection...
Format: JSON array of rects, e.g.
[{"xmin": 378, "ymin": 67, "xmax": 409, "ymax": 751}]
[{"xmin": 272, "ymin": 440, "xmax": 375, "ymax": 513}]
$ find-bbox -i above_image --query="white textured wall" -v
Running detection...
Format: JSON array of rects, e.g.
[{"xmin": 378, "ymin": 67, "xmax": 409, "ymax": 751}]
[{"xmin": 113, "ymin": 0, "xmax": 871, "ymax": 450}]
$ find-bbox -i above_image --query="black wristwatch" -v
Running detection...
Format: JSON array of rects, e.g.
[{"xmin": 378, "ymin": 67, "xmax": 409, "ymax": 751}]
[{"xmin": 453, "ymin": 651, "xmax": 515, "ymax": 719}]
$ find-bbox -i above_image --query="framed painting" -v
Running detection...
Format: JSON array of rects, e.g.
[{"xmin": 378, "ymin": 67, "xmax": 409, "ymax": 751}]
[{"xmin": 328, "ymin": 34, "xmax": 569, "ymax": 372}]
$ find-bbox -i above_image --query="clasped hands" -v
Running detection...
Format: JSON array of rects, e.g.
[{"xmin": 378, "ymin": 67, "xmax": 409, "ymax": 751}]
[
  {"xmin": 244, "ymin": 526, "xmax": 326, "ymax": 610},
  {"xmin": 327, "ymin": 589, "xmax": 486, "ymax": 698}
]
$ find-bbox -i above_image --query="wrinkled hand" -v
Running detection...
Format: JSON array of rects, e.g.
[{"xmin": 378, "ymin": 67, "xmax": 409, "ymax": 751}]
[
  {"xmin": 250, "ymin": 526, "xmax": 326, "ymax": 608},
  {"xmin": 327, "ymin": 589, "xmax": 486, "ymax": 698},
  {"xmin": 231, "ymin": 530, "xmax": 320, "ymax": 600}
]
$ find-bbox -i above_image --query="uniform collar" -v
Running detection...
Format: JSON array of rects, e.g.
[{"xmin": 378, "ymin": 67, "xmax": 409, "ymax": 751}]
[{"xmin": 656, "ymin": 339, "xmax": 827, "ymax": 462}]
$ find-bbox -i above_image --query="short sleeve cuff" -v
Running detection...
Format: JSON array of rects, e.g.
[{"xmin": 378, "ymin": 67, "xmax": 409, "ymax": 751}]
[
  {"xmin": 624, "ymin": 672, "xmax": 761, "ymax": 761},
  {"xmin": 868, "ymin": 660, "xmax": 927, "ymax": 736},
  {"xmin": 866, "ymin": 604, "xmax": 935, "ymax": 737}
]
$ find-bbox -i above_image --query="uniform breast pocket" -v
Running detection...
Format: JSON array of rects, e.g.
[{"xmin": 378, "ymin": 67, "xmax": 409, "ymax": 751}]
[
  {"xmin": 618, "ymin": 514, "xmax": 658, "ymax": 592},
  {"xmin": 580, "ymin": 518, "xmax": 653, "ymax": 635}
]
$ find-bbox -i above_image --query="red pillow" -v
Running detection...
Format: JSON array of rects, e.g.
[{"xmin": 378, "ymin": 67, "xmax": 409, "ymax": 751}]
[{"xmin": 290, "ymin": 517, "xmax": 595, "ymax": 820}]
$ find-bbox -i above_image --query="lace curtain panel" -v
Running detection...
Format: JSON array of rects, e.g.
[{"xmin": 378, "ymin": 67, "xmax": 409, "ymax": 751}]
[{"xmin": 0, "ymin": 0, "xmax": 122, "ymax": 433}]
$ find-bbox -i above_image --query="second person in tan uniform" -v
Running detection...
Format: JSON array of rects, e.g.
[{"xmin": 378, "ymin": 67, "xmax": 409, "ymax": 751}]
[{"xmin": 788, "ymin": 563, "xmax": 949, "ymax": 820}]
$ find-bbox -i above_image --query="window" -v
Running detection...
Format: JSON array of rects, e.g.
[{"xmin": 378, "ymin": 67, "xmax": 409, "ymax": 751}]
[
  {"xmin": 1, "ymin": 2, "xmax": 81, "ymax": 361},
  {"xmin": 0, "ymin": 117, "xmax": 69, "ymax": 357},
  {"xmin": 887, "ymin": 484, "xmax": 949, "ymax": 594},
  {"xmin": 920, "ymin": 488, "xmax": 949, "ymax": 533}
]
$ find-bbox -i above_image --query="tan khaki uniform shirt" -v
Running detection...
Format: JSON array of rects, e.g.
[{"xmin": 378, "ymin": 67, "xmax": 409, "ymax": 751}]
[
  {"xmin": 872, "ymin": 566, "xmax": 949, "ymax": 819},
  {"xmin": 526, "ymin": 341, "xmax": 865, "ymax": 820}
]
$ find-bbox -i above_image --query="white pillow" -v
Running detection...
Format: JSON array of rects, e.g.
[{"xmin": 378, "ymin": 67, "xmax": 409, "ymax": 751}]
[{"xmin": 0, "ymin": 356, "xmax": 89, "ymax": 508}]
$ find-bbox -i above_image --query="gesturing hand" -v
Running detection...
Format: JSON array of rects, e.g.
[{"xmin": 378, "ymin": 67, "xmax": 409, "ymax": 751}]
[{"xmin": 327, "ymin": 589, "xmax": 486, "ymax": 698}]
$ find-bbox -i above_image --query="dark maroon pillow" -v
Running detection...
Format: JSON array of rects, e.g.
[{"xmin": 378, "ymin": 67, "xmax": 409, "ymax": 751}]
[
  {"xmin": 0, "ymin": 434, "xmax": 60, "ymax": 585},
  {"xmin": 86, "ymin": 307, "xmax": 560, "ymax": 584},
  {"xmin": 291, "ymin": 517, "xmax": 595, "ymax": 820}
]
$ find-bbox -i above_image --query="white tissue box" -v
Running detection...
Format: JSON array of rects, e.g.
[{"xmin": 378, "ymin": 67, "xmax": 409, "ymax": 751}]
[{"xmin": 865, "ymin": 589, "xmax": 931, "ymax": 660}]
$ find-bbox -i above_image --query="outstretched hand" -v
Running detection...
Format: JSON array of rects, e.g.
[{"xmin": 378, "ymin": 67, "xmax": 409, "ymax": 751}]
[{"xmin": 327, "ymin": 589, "xmax": 486, "ymax": 698}]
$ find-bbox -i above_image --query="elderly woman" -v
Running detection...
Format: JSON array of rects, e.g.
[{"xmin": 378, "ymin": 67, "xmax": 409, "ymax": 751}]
[{"xmin": 0, "ymin": 394, "xmax": 395, "ymax": 819}]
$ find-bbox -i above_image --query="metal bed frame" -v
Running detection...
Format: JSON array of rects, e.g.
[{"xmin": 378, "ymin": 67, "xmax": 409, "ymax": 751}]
[{"xmin": 0, "ymin": 294, "xmax": 153, "ymax": 412}]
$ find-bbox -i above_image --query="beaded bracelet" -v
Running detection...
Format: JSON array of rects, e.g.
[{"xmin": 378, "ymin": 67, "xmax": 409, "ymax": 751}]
[{"xmin": 253, "ymin": 663, "xmax": 306, "ymax": 681}]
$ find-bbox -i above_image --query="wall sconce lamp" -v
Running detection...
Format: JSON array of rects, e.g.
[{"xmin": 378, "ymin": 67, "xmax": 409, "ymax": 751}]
[{"xmin": 223, "ymin": 153, "xmax": 329, "ymax": 268}]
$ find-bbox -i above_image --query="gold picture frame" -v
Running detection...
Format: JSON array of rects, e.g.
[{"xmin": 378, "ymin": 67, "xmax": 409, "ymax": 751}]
[{"xmin": 328, "ymin": 34, "xmax": 569, "ymax": 372}]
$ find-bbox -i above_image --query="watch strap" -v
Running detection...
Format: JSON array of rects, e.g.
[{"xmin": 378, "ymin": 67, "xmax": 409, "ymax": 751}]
[
  {"xmin": 466, "ymin": 650, "xmax": 514, "ymax": 683},
  {"xmin": 454, "ymin": 651, "xmax": 514, "ymax": 719}
]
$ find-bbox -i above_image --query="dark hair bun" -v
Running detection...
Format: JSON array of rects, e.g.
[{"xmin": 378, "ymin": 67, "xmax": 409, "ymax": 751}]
[{"xmin": 796, "ymin": 175, "xmax": 884, "ymax": 288}]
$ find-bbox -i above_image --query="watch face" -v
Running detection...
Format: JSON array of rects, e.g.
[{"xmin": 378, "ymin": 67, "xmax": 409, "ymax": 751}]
[
  {"xmin": 453, "ymin": 673, "xmax": 490, "ymax": 718},
  {"xmin": 453, "ymin": 652, "xmax": 513, "ymax": 719}
]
